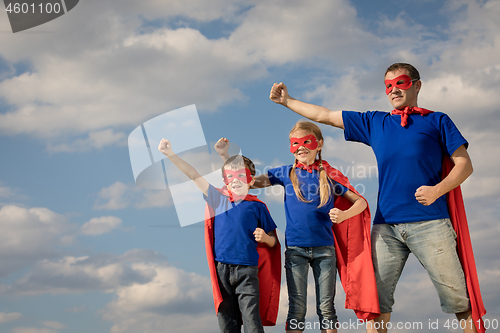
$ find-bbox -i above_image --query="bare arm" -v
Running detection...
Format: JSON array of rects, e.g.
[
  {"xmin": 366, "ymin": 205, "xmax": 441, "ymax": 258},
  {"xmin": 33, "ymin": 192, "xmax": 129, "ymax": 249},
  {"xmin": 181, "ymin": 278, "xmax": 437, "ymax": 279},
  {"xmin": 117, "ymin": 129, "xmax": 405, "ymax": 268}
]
[
  {"xmin": 254, "ymin": 229, "xmax": 277, "ymax": 247},
  {"xmin": 214, "ymin": 137, "xmax": 230, "ymax": 161},
  {"xmin": 415, "ymin": 144, "xmax": 473, "ymax": 206},
  {"xmin": 329, "ymin": 190, "xmax": 368, "ymax": 224},
  {"xmin": 158, "ymin": 138, "xmax": 209, "ymax": 196},
  {"xmin": 251, "ymin": 174, "xmax": 272, "ymax": 189},
  {"xmin": 270, "ymin": 82, "xmax": 344, "ymax": 129}
]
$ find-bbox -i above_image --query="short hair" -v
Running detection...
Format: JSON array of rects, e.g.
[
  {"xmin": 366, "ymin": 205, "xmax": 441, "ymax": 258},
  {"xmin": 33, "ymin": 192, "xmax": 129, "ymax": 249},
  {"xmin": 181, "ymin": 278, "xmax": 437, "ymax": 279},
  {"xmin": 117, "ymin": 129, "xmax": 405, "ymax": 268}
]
[
  {"xmin": 221, "ymin": 155, "xmax": 256, "ymax": 178},
  {"xmin": 385, "ymin": 63, "xmax": 420, "ymax": 81}
]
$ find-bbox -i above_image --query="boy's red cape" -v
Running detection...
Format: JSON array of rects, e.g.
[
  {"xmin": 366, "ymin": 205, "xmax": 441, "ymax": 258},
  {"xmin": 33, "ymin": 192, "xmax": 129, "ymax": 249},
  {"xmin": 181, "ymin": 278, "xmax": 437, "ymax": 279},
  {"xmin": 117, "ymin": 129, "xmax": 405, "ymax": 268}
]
[
  {"xmin": 443, "ymin": 158, "xmax": 486, "ymax": 333},
  {"xmin": 204, "ymin": 188, "xmax": 281, "ymax": 326},
  {"xmin": 320, "ymin": 161, "xmax": 381, "ymax": 321}
]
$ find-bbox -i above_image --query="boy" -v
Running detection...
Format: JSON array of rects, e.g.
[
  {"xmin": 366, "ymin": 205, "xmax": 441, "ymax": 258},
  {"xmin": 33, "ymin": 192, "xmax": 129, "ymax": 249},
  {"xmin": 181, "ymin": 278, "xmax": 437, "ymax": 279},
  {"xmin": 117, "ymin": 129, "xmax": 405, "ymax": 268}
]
[{"xmin": 158, "ymin": 138, "xmax": 280, "ymax": 333}]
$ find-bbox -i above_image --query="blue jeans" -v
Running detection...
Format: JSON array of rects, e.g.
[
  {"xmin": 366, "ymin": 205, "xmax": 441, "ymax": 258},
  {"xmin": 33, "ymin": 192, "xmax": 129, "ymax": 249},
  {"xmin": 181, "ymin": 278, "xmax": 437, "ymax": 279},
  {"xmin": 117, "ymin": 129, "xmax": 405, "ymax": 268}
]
[
  {"xmin": 285, "ymin": 245, "xmax": 338, "ymax": 331},
  {"xmin": 371, "ymin": 218, "xmax": 471, "ymax": 314},
  {"xmin": 216, "ymin": 262, "xmax": 263, "ymax": 333}
]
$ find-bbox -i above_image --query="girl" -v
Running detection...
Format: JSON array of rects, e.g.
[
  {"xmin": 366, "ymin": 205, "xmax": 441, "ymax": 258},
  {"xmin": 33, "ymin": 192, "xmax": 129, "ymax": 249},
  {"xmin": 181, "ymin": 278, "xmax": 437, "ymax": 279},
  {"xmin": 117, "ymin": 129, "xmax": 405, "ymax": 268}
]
[{"xmin": 251, "ymin": 121, "xmax": 369, "ymax": 333}]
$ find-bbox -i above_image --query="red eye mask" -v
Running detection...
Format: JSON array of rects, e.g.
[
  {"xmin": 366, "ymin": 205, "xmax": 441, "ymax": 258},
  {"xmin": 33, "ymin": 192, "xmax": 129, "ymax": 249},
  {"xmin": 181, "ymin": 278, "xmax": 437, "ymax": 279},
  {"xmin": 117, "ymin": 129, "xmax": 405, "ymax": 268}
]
[
  {"xmin": 223, "ymin": 168, "xmax": 253, "ymax": 185},
  {"xmin": 385, "ymin": 74, "xmax": 418, "ymax": 95},
  {"xmin": 290, "ymin": 134, "xmax": 318, "ymax": 153}
]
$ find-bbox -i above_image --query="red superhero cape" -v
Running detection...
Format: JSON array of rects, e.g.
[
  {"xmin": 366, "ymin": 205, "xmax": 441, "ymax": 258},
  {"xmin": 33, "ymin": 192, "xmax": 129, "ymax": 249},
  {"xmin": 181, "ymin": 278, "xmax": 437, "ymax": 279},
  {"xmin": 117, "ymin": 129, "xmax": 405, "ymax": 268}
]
[
  {"xmin": 321, "ymin": 161, "xmax": 380, "ymax": 321},
  {"xmin": 443, "ymin": 158, "xmax": 486, "ymax": 333},
  {"xmin": 204, "ymin": 188, "xmax": 281, "ymax": 326}
]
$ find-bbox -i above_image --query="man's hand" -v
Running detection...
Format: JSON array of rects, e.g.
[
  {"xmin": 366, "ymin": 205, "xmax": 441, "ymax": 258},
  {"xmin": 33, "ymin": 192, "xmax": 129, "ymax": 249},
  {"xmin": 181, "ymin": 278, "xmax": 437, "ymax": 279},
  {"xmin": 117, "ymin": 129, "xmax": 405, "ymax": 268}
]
[
  {"xmin": 214, "ymin": 138, "xmax": 230, "ymax": 156},
  {"xmin": 270, "ymin": 82, "xmax": 290, "ymax": 106},
  {"xmin": 329, "ymin": 208, "xmax": 347, "ymax": 224},
  {"xmin": 415, "ymin": 185, "xmax": 440, "ymax": 206},
  {"xmin": 158, "ymin": 138, "xmax": 174, "ymax": 157}
]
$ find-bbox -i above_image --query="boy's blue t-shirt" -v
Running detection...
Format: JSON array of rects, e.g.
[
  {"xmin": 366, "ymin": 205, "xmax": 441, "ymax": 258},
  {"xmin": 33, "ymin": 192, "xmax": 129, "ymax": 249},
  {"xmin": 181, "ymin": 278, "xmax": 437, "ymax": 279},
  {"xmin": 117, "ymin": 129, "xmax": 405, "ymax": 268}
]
[
  {"xmin": 204, "ymin": 184, "xmax": 277, "ymax": 266},
  {"xmin": 342, "ymin": 110, "xmax": 468, "ymax": 224},
  {"xmin": 267, "ymin": 165, "xmax": 348, "ymax": 247}
]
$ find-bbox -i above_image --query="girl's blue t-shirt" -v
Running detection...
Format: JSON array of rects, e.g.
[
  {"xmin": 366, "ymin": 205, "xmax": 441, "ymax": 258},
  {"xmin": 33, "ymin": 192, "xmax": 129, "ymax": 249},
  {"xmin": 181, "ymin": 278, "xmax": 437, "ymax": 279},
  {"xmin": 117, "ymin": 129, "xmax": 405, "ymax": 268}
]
[
  {"xmin": 204, "ymin": 184, "xmax": 277, "ymax": 266},
  {"xmin": 267, "ymin": 165, "xmax": 347, "ymax": 247},
  {"xmin": 342, "ymin": 110, "xmax": 468, "ymax": 224}
]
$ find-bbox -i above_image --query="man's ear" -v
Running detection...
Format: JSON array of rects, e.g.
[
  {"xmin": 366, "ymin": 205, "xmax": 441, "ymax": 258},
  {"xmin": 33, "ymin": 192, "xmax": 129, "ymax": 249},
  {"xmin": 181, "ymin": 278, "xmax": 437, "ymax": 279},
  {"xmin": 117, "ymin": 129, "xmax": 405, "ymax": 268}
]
[{"xmin": 415, "ymin": 80, "xmax": 422, "ymax": 94}]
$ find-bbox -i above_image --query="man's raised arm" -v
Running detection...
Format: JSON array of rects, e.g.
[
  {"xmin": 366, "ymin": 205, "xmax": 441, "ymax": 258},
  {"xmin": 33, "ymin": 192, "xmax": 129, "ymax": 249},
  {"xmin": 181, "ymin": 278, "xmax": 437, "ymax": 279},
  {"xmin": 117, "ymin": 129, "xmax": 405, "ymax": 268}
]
[{"xmin": 270, "ymin": 82, "xmax": 344, "ymax": 129}]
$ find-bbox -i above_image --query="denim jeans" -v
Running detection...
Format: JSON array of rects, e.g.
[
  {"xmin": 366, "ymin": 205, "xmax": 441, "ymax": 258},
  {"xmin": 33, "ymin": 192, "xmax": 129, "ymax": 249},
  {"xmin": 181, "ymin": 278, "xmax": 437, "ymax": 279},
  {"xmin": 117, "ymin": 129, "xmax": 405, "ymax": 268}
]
[
  {"xmin": 371, "ymin": 218, "xmax": 470, "ymax": 313},
  {"xmin": 285, "ymin": 245, "xmax": 338, "ymax": 331},
  {"xmin": 216, "ymin": 262, "xmax": 263, "ymax": 333}
]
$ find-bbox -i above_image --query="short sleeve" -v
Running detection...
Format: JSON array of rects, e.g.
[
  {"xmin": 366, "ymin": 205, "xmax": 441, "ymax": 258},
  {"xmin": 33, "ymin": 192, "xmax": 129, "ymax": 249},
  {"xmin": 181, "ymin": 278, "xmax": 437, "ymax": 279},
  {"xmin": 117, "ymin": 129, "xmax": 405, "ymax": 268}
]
[
  {"xmin": 258, "ymin": 204, "xmax": 277, "ymax": 234},
  {"xmin": 267, "ymin": 165, "xmax": 289, "ymax": 187},
  {"xmin": 437, "ymin": 113, "xmax": 469, "ymax": 157},
  {"xmin": 332, "ymin": 182, "xmax": 348, "ymax": 197},
  {"xmin": 203, "ymin": 184, "xmax": 223, "ymax": 208},
  {"xmin": 342, "ymin": 111, "xmax": 375, "ymax": 146}
]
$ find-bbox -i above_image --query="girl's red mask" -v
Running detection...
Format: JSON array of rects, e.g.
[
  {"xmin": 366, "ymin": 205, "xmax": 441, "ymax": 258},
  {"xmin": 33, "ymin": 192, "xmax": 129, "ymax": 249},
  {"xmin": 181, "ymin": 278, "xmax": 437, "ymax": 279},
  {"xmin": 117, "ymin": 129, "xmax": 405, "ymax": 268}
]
[
  {"xmin": 290, "ymin": 134, "xmax": 318, "ymax": 153},
  {"xmin": 384, "ymin": 74, "xmax": 418, "ymax": 95},
  {"xmin": 223, "ymin": 168, "xmax": 253, "ymax": 185}
]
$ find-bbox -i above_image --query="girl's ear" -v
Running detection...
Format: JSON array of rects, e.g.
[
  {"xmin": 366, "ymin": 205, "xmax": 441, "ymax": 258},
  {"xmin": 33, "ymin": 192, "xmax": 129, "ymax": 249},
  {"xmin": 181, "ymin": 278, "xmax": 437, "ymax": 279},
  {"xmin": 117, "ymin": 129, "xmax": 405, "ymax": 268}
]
[{"xmin": 318, "ymin": 139, "xmax": 324, "ymax": 151}]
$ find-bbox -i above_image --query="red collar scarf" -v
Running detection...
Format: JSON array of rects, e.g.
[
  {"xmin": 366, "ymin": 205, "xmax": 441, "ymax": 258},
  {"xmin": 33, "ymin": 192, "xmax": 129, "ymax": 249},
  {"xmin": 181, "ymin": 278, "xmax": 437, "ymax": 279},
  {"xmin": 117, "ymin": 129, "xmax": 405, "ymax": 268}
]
[
  {"xmin": 204, "ymin": 187, "xmax": 281, "ymax": 325},
  {"xmin": 295, "ymin": 159, "xmax": 321, "ymax": 173},
  {"xmin": 391, "ymin": 106, "xmax": 434, "ymax": 127}
]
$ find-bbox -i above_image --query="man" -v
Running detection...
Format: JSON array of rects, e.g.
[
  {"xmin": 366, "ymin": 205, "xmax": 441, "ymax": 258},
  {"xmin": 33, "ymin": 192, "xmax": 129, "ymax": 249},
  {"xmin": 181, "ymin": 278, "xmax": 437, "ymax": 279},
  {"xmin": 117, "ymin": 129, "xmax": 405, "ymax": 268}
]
[{"xmin": 269, "ymin": 63, "xmax": 485, "ymax": 333}]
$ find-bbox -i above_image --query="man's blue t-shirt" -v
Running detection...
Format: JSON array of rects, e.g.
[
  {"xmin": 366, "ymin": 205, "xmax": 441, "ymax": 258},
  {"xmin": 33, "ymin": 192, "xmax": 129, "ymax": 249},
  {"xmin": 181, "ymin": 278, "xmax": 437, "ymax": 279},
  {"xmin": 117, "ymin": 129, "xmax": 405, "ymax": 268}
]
[
  {"xmin": 267, "ymin": 165, "xmax": 348, "ymax": 247},
  {"xmin": 204, "ymin": 184, "xmax": 277, "ymax": 266},
  {"xmin": 342, "ymin": 111, "xmax": 468, "ymax": 224}
]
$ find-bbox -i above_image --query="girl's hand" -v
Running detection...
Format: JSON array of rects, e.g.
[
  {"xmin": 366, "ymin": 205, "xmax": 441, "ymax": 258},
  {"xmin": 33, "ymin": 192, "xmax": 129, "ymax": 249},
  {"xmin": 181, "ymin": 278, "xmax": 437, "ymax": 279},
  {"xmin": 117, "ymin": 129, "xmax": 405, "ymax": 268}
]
[
  {"xmin": 329, "ymin": 208, "xmax": 347, "ymax": 224},
  {"xmin": 253, "ymin": 228, "xmax": 268, "ymax": 243},
  {"xmin": 158, "ymin": 138, "xmax": 174, "ymax": 157},
  {"xmin": 270, "ymin": 82, "xmax": 289, "ymax": 105},
  {"xmin": 214, "ymin": 138, "xmax": 230, "ymax": 156}
]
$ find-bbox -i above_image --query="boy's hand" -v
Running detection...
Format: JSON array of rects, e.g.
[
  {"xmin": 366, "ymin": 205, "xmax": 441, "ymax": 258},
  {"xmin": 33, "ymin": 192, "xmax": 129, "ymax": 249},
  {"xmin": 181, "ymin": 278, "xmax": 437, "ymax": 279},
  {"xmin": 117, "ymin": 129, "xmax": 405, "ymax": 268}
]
[
  {"xmin": 270, "ymin": 82, "xmax": 289, "ymax": 105},
  {"xmin": 253, "ymin": 228, "xmax": 268, "ymax": 243},
  {"xmin": 329, "ymin": 208, "xmax": 347, "ymax": 224},
  {"xmin": 158, "ymin": 138, "xmax": 174, "ymax": 157},
  {"xmin": 214, "ymin": 138, "xmax": 230, "ymax": 156}
]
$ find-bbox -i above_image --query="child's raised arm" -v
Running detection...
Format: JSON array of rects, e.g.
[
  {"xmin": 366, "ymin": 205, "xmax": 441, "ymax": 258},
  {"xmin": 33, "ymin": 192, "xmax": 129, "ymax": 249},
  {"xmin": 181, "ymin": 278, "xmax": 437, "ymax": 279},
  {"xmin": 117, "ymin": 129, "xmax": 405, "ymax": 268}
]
[
  {"xmin": 158, "ymin": 138, "xmax": 209, "ymax": 196},
  {"xmin": 329, "ymin": 190, "xmax": 367, "ymax": 224},
  {"xmin": 214, "ymin": 137, "xmax": 230, "ymax": 162}
]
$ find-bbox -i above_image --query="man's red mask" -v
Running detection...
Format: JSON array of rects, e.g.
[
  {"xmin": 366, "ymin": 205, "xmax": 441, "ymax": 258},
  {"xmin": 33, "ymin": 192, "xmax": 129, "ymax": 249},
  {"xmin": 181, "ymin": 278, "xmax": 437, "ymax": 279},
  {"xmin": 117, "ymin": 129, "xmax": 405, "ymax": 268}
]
[
  {"xmin": 385, "ymin": 74, "xmax": 418, "ymax": 95},
  {"xmin": 223, "ymin": 168, "xmax": 253, "ymax": 185},
  {"xmin": 290, "ymin": 134, "xmax": 318, "ymax": 153}
]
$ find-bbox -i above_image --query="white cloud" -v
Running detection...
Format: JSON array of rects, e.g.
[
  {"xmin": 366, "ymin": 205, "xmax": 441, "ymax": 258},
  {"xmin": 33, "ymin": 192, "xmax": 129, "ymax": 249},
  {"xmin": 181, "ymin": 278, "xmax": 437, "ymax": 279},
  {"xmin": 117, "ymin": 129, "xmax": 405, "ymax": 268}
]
[
  {"xmin": 41, "ymin": 321, "xmax": 66, "ymax": 330},
  {"xmin": 11, "ymin": 328, "xmax": 58, "ymax": 333},
  {"xmin": 0, "ymin": 312, "xmax": 22, "ymax": 324},
  {"xmin": 0, "ymin": 205, "xmax": 72, "ymax": 277},
  {"xmin": 80, "ymin": 216, "xmax": 122, "ymax": 236},
  {"xmin": 102, "ymin": 263, "xmax": 216, "ymax": 333},
  {"xmin": 93, "ymin": 181, "xmax": 172, "ymax": 210},
  {"xmin": 6, "ymin": 249, "xmax": 161, "ymax": 296}
]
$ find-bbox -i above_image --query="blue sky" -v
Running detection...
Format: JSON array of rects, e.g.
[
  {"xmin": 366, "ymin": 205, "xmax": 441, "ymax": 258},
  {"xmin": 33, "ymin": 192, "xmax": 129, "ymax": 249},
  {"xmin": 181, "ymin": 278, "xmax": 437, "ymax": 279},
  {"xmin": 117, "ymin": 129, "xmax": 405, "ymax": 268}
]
[{"xmin": 0, "ymin": 0, "xmax": 499, "ymax": 332}]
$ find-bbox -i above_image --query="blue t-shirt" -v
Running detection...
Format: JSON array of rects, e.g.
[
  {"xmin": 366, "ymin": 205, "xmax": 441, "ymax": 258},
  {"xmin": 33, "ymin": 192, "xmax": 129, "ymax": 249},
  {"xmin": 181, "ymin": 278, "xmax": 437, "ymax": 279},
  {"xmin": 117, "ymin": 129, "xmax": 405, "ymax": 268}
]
[
  {"xmin": 267, "ymin": 165, "xmax": 348, "ymax": 247},
  {"xmin": 204, "ymin": 184, "xmax": 277, "ymax": 266},
  {"xmin": 342, "ymin": 111, "xmax": 468, "ymax": 224}
]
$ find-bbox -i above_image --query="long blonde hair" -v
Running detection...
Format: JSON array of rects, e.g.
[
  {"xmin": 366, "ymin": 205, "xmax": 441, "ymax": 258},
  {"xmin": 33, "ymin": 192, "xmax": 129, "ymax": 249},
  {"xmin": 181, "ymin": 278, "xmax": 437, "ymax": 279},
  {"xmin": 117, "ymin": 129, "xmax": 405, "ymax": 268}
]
[{"xmin": 289, "ymin": 121, "xmax": 333, "ymax": 208}]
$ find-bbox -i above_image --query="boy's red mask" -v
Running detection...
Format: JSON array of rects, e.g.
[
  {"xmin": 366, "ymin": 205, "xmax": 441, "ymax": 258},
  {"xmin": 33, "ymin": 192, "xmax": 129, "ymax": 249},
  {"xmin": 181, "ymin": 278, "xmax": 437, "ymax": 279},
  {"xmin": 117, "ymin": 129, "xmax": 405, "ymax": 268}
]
[
  {"xmin": 223, "ymin": 168, "xmax": 253, "ymax": 185},
  {"xmin": 290, "ymin": 134, "xmax": 318, "ymax": 153},
  {"xmin": 385, "ymin": 74, "xmax": 418, "ymax": 95}
]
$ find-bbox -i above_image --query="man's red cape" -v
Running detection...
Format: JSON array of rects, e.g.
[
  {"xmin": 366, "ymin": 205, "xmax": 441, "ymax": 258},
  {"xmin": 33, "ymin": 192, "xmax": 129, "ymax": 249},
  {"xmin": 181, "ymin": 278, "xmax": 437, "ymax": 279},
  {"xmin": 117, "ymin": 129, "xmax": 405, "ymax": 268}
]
[
  {"xmin": 443, "ymin": 158, "xmax": 486, "ymax": 333},
  {"xmin": 322, "ymin": 161, "xmax": 380, "ymax": 321},
  {"xmin": 204, "ymin": 188, "xmax": 281, "ymax": 326}
]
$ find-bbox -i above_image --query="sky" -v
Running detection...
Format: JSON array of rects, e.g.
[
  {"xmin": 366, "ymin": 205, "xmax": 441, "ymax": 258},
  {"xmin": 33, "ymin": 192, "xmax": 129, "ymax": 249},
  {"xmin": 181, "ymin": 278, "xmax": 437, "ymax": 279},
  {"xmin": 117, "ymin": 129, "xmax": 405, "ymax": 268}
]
[{"xmin": 0, "ymin": 0, "xmax": 499, "ymax": 332}]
